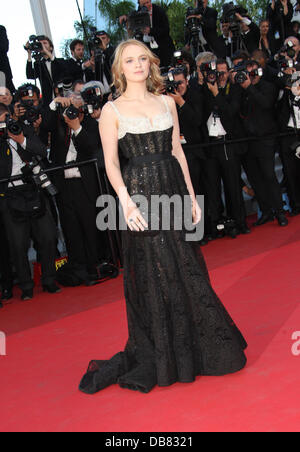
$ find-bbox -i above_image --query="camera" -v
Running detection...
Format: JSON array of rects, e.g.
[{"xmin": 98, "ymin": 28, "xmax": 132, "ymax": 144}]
[
  {"xmin": 200, "ymin": 61, "xmax": 218, "ymax": 85},
  {"xmin": 128, "ymin": 6, "xmax": 151, "ymax": 41},
  {"xmin": 21, "ymin": 155, "xmax": 58, "ymax": 197},
  {"xmin": 217, "ymin": 217, "xmax": 239, "ymax": 239},
  {"xmin": 56, "ymin": 103, "xmax": 82, "ymax": 120},
  {"xmin": 283, "ymin": 70, "xmax": 300, "ymax": 89},
  {"xmin": 277, "ymin": 40, "xmax": 296, "ymax": 59},
  {"xmin": 186, "ymin": 7, "xmax": 202, "ymax": 37},
  {"xmin": 90, "ymin": 29, "xmax": 107, "ymax": 47},
  {"xmin": 24, "ymin": 35, "xmax": 43, "ymax": 60},
  {"xmin": 233, "ymin": 61, "xmax": 263, "ymax": 84},
  {"xmin": 81, "ymin": 84, "xmax": 103, "ymax": 115},
  {"xmin": 173, "ymin": 51, "xmax": 185, "ymax": 67},
  {"xmin": 233, "ymin": 62, "xmax": 249, "ymax": 84},
  {"xmin": 162, "ymin": 70, "xmax": 181, "ymax": 94},
  {"xmin": 0, "ymin": 115, "xmax": 23, "ymax": 140},
  {"xmin": 222, "ymin": 2, "xmax": 248, "ymax": 37},
  {"xmin": 80, "ymin": 83, "xmax": 103, "ymax": 115}
]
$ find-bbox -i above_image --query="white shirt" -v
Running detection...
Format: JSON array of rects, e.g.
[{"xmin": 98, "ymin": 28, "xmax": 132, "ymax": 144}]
[
  {"xmin": 49, "ymin": 101, "xmax": 83, "ymax": 178},
  {"xmin": 8, "ymin": 138, "xmax": 27, "ymax": 187},
  {"xmin": 64, "ymin": 127, "xmax": 83, "ymax": 179},
  {"xmin": 207, "ymin": 113, "xmax": 227, "ymax": 137},
  {"xmin": 288, "ymin": 96, "xmax": 300, "ymax": 129}
]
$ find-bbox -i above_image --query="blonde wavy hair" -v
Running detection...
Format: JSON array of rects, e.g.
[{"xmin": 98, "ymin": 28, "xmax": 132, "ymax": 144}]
[{"xmin": 111, "ymin": 39, "xmax": 165, "ymax": 96}]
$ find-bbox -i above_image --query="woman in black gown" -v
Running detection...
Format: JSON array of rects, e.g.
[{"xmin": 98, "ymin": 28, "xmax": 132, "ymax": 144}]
[{"xmin": 79, "ymin": 40, "xmax": 247, "ymax": 394}]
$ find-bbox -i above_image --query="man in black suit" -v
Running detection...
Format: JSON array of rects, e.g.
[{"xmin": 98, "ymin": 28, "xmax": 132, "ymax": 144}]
[
  {"xmin": 42, "ymin": 82, "xmax": 104, "ymax": 284},
  {"xmin": 0, "ymin": 25, "xmax": 15, "ymax": 93},
  {"xmin": 167, "ymin": 66, "xmax": 213, "ymax": 242},
  {"xmin": 90, "ymin": 31, "xmax": 116, "ymax": 93},
  {"xmin": 185, "ymin": 0, "xmax": 219, "ymax": 55},
  {"xmin": 276, "ymin": 68, "xmax": 300, "ymax": 216},
  {"xmin": 62, "ymin": 39, "xmax": 94, "ymax": 85},
  {"xmin": 140, "ymin": 0, "xmax": 175, "ymax": 67},
  {"xmin": 120, "ymin": 0, "xmax": 175, "ymax": 67},
  {"xmin": 25, "ymin": 36, "xmax": 65, "ymax": 105},
  {"xmin": 0, "ymin": 102, "xmax": 59, "ymax": 301},
  {"xmin": 239, "ymin": 60, "xmax": 288, "ymax": 227},
  {"xmin": 203, "ymin": 59, "xmax": 249, "ymax": 235},
  {"xmin": 236, "ymin": 13, "xmax": 261, "ymax": 55}
]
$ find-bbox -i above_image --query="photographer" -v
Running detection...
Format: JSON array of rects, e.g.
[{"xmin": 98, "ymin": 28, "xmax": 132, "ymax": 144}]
[
  {"xmin": 88, "ymin": 31, "xmax": 115, "ymax": 94},
  {"xmin": 267, "ymin": 0, "xmax": 294, "ymax": 45},
  {"xmin": 43, "ymin": 81, "xmax": 104, "ymax": 285},
  {"xmin": 120, "ymin": 0, "xmax": 175, "ymax": 67},
  {"xmin": 0, "ymin": 86, "xmax": 13, "ymax": 114},
  {"xmin": 0, "ymin": 25, "xmax": 15, "ymax": 93},
  {"xmin": 62, "ymin": 39, "xmax": 94, "ymax": 85},
  {"xmin": 0, "ymin": 102, "xmax": 59, "ymax": 301},
  {"xmin": 215, "ymin": 20, "xmax": 233, "ymax": 60},
  {"xmin": 276, "ymin": 67, "xmax": 300, "ymax": 215},
  {"xmin": 251, "ymin": 49, "xmax": 280, "ymax": 84},
  {"xmin": 238, "ymin": 60, "xmax": 288, "ymax": 227},
  {"xmin": 235, "ymin": 12, "xmax": 260, "ymax": 55},
  {"xmin": 203, "ymin": 59, "xmax": 249, "ymax": 236},
  {"xmin": 25, "ymin": 35, "xmax": 65, "ymax": 105},
  {"xmin": 185, "ymin": 0, "xmax": 219, "ymax": 56}
]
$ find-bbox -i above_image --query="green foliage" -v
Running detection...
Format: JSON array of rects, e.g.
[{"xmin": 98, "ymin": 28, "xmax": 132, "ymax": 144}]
[
  {"xmin": 60, "ymin": 16, "xmax": 96, "ymax": 59},
  {"xmin": 98, "ymin": 0, "xmax": 136, "ymax": 45}
]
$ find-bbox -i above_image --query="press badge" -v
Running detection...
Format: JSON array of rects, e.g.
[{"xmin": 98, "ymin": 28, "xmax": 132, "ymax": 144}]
[{"xmin": 180, "ymin": 134, "xmax": 187, "ymax": 145}]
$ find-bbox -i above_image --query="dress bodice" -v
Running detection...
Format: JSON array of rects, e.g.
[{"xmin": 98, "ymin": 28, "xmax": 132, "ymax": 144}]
[{"xmin": 108, "ymin": 96, "xmax": 174, "ymax": 161}]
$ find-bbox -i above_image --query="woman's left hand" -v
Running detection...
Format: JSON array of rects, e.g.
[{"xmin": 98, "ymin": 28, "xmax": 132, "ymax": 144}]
[{"xmin": 192, "ymin": 199, "xmax": 202, "ymax": 225}]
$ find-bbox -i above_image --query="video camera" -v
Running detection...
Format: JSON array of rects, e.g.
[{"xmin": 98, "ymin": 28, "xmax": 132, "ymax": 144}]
[
  {"xmin": 21, "ymin": 155, "xmax": 58, "ymax": 197},
  {"xmin": 128, "ymin": 6, "xmax": 151, "ymax": 41},
  {"xmin": 186, "ymin": 0, "xmax": 205, "ymax": 17},
  {"xmin": 222, "ymin": 2, "xmax": 248, "ymax": 37},
  {"xmin": 200, "ymin": 61, "xmax": 218, "ymax": 85},
  {"xmin": 185, "ymin": 3, "xmax": 203, "ymax": 38},
  {"xmin": 24, "ymin": 35, "xmax": 44, "ymax": 60},
  {"xmin": 90, "ymin": 29, "xmax": 107, "ymax": 47}
]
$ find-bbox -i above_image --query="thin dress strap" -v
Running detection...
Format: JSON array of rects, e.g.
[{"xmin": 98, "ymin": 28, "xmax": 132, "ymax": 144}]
[
  {"xmin": 161, "ymin": 95, "xmax": 170, "ymax": 114},
  {"xmin": 108, "ymin": 101, "xmax": 122, "ymax": 119}
]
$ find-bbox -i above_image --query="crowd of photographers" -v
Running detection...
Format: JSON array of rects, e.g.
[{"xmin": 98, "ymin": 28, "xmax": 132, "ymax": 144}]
[{"xmin": 1, "ymin": 0, "xmax": 300, "ymax": 307}]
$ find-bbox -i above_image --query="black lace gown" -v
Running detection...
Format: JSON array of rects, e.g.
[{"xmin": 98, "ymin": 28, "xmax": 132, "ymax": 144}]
[{"xmin": 79, "ymin": 98, "xmax": 247, "ymax": 394}]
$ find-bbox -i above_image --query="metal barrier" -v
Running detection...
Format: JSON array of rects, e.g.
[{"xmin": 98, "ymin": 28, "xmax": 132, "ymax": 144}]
[{"xmin": 0, "ymin": 158, "xmax": 122, "ymax": 269}]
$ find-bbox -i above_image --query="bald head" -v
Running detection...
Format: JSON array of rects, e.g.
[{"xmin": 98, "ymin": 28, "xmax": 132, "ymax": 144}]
[{"xmin": 0, "ymin": 87, "xmax": 12, "ymax": 106}]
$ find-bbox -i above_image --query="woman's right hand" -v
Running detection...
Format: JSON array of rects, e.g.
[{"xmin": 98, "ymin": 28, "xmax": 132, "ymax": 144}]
[{"xmin": 125, "ymin": 204, "xmax": 148, "ymax": 232}]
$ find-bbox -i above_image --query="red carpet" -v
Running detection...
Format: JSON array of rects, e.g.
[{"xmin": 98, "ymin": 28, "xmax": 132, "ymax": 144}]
[{"xmin": 1, "ymin": 216, "xmax": 300, "ymax": 432}]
